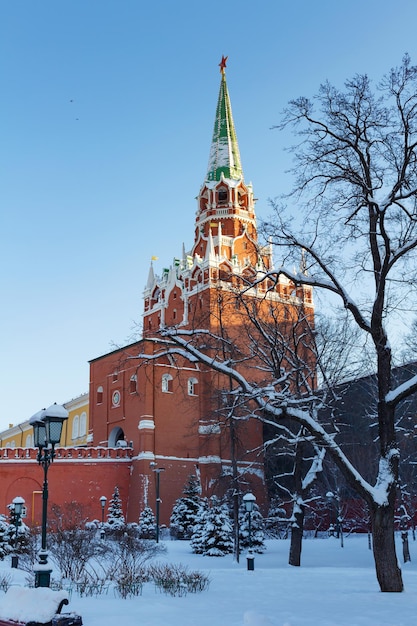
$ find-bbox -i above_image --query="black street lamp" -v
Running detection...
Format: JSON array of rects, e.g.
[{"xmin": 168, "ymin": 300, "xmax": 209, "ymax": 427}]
[
  {"xmin": 30, "ymin": 403, "xmax": 68, "ymax": 587},
  {"xmin": 326, "ymin": 491, "xmax": 344, "ymax": 548},
  {"xmin": 9, "ymin": 496, "xmax": 25, "ymax": 568},
  {"xmin": 100, "ymin": 495, "xmax": 107, "ymax": 539},
  {"xmin": 150, "ymin": 462, "xmax": 165, "ymax": 543},
  {"xmin": 243, "ymin": 492, "xmax": 256, "ymax": 571}
]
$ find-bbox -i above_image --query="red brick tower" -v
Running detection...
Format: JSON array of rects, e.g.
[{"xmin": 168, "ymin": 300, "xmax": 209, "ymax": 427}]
[{"xmin": 89, "ymin": 58, "xmax": 314, "ymax": 524}]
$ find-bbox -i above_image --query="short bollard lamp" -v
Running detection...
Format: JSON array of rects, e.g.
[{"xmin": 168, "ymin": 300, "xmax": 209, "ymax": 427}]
[
  {"xmin": 30, "ymin": 403, "xmax": 68, "ymax": 587},
  {"xmin": 100, "ymin": 495, "xmax": 107, "ymax": 539},
  {"xmin": 243, "ymin": 492, "xmax": 256, "ymax": 571},
  {"xmin": 150, "ymin": 462, "xmax": 165, "ymax": 543},
  {"xmin": 9, "ymin": 496, "xmax": 25, "ymax": 569}
]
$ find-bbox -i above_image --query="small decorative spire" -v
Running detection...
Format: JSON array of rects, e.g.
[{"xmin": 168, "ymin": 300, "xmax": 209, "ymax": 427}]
[{"xmin": 146, "ymin": 262, "xmax": 155, "ymax": 289}]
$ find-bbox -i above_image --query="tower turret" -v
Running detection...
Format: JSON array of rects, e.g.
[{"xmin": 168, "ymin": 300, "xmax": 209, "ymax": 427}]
[
  {"xmin": 142, "ymin": 58, "xmax": 303, "ymax": 336},
  {"xmin": 193, "ymin": 56, "xmax": 264, "ymax": 270}
]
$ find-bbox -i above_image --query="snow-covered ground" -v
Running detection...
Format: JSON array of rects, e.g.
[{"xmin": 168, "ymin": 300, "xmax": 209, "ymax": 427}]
[{"xmin": 1, "ymin": 535, "xmax": 417, "ymax": 625}]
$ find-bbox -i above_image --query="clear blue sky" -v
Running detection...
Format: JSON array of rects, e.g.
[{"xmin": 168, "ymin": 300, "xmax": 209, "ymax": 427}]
[{"xmin": 1, "ymin": 0, "xmax": 417, "ymax": 429}]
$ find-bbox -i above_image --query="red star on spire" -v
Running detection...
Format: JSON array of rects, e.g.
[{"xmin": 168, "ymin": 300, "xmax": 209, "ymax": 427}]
[{"xmin": 219, "ymin": 55, "xmax": 228, "ymax": 74}]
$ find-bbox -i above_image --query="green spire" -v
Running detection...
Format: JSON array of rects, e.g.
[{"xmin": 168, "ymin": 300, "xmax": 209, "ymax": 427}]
[{"xmin": 206, "ymin": 58, "xmax": 243, "ymax": 182}]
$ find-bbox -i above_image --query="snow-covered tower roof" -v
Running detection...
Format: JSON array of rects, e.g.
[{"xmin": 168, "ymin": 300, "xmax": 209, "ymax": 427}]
[{"xmin": 206, "ymin": 56, "xmax": 243, "ymax": 183}]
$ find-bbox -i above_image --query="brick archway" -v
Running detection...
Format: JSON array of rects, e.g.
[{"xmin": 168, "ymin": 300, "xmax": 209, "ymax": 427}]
[{"xmin": 108, "ymin": 426, "xmax": 125, "ymax": 447}]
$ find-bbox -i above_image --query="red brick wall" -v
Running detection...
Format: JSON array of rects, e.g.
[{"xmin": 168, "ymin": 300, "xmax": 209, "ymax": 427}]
[{"xmin": 0, "ymin": 448, "xmax": 131, "ymax": 527}]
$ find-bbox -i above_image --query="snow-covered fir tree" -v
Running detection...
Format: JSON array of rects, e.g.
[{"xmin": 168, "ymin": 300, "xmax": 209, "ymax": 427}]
[
  {"xmin": 191, "ymin": 496, "xmax": 233, "ymax": 557},
  {"xmin": 190, "ymin": 498, "xmax": 209, "ymax": 554},
  {"xmin": 265, "ymin": 497, "xmax": 288, "ymax": 538},
  {"xmin": 137, "ymin": 506, "xmax": 156, "ymax": 540},
  {"xmin": 105, "ymin": 486, "xmax": 125, "ymax": 532},
  {"xmin": 239, "ymin": 502, "xmax": 266, "ymax": 553},
  {"xmin": 170, "ymin": 474, "xmax": 202, "ymax": 540},
  {"xmin": 0, "ymin": 515, "xmax": 11, "ymax": 560},
  {"xmin": 5, "ymin": 517, "xmax": 30, "ymax": 555}
]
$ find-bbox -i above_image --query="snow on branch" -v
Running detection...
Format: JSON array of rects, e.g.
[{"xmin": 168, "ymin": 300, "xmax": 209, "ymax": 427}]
[{"xmin": 386, "ymin": 373, "xmax": 417, "ymax": 407}]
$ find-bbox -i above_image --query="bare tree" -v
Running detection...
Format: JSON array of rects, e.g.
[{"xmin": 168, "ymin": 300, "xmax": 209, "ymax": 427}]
[
  {"xmin": 259, "ymin": 54, "xmax": 417, "ymax": 592},
  {"xmin": 135, "ymin": 57, "xmax": 417, "ymax": 593}
]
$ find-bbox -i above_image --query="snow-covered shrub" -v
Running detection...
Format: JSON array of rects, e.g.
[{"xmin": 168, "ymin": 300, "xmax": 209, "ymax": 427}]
[
  {"xmin": 0, "ymin": 573, "xmax": 12, "ymax": 592},
  {"xmin": 48, "ymin": 526, "xmax": 104, "ymax": 581},
  {"xmin": 150, "ymin": 563, "xmax": 210, "ymax": 596},
  {"xmin": 108, "ymin": 532, "xmax": 163, "ymax": 598}
]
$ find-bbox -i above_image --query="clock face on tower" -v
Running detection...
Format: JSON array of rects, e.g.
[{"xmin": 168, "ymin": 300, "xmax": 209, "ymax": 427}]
[{"xmin": 112, "ymin": 390, "xmax": 121, "ymax": 407}]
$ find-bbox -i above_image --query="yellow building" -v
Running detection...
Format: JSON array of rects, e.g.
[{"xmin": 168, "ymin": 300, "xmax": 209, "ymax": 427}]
[
  {"xmin": 61, "ymin": 393, "xmax": 89, "ymax": 447},
  {"xmin": 0, "ymin": 393, "xmax": 89, "ymax": 448},
  {"xmin": 0, "ymin": 420, "xmax": 33, "ymax": 449}
]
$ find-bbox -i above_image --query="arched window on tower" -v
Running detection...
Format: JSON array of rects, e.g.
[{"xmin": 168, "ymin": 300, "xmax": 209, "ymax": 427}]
[
  {"xmin": 238, "ymin": 189, "xmax": 248, "ymax": 209},
  {"xmin": 97, "ymin": 386, "xmax": 104, "ymax": 404},
  {"xmin": 188, "ymin": 377, "xmax": 198, "ymax": 396},
  {"xmin": 130, "ymin": 374, "xmax": 137, "ymax": 394},
  {"xmin": 162, "ymin": 373, "xmax": 173, "ymax": 393},
  {"xmin": 218, "ymin": 187, "xmax": 228, "ymax": 204}
]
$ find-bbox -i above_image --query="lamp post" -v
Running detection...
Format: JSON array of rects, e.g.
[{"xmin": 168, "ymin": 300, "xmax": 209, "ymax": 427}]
[
  {"xmin": 100, "ymin": 495, "xmax": 107, "ymax": 539},
  {"xmin": 30, "ymin": 403, "xmax": 68, "ymax": 587},
  {"xmin": 150, "ymin": 462, "xmax": 165, "ymax": 543},
  {"xmin": 326, "ymin": 491, "xmax": 343, "ymax": 548},
  {"xmin": 243, "ymin": 492, "xmax": 256, "ymax": 571},
  {"xmin": 9, "ymin": 496, "xmax": 25, "ymax": 568},
  {"xmin": 326, "ymin": 491, "xmax": 335, "ymax": 536}
]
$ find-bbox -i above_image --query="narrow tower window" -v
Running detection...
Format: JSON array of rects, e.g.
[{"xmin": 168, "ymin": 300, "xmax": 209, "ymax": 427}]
[
  {"xmin": 188, "ymin": 377, "xmax": 198, "ymax": 396},
  {"xmin": 130, "ymin": 374, "xmax": 137, "ymax": 394},
  {"xmin": 218, "ymin": 187, "xmax": 227, "ymax": 203},
  {"xmin": 162, "ymin": 373, "xmax": 173, "ymax": 393}
]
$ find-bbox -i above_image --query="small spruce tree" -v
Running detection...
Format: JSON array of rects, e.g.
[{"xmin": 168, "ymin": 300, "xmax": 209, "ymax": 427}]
[
  {"xmin": 239, "ymin": 502, "xmax": 266, "ymax": 553},
  {"xmin": 105, "ymin": 486, "xmax": 125, "ymax": 533},
  {"xmin": 170, "ymin": 475, "xmax": 202, "ymax": 540},
  {"xmin": 190, "ymin": 499, "xmax": 209, "ymax": 554},
  {"xmin": 138, "ymin": 506, "xmax": 156, "ymax": 540},
  {"xmin": 193, "ymin": 496, "xmax": 233, "ymax": 557},
  {"xmin": 0, "ymin": 515, "xmax": 11, "ymax": 560},
  {"xmin": 265, "ymin": 497, "xmax": 288, "ymax": 538}
]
